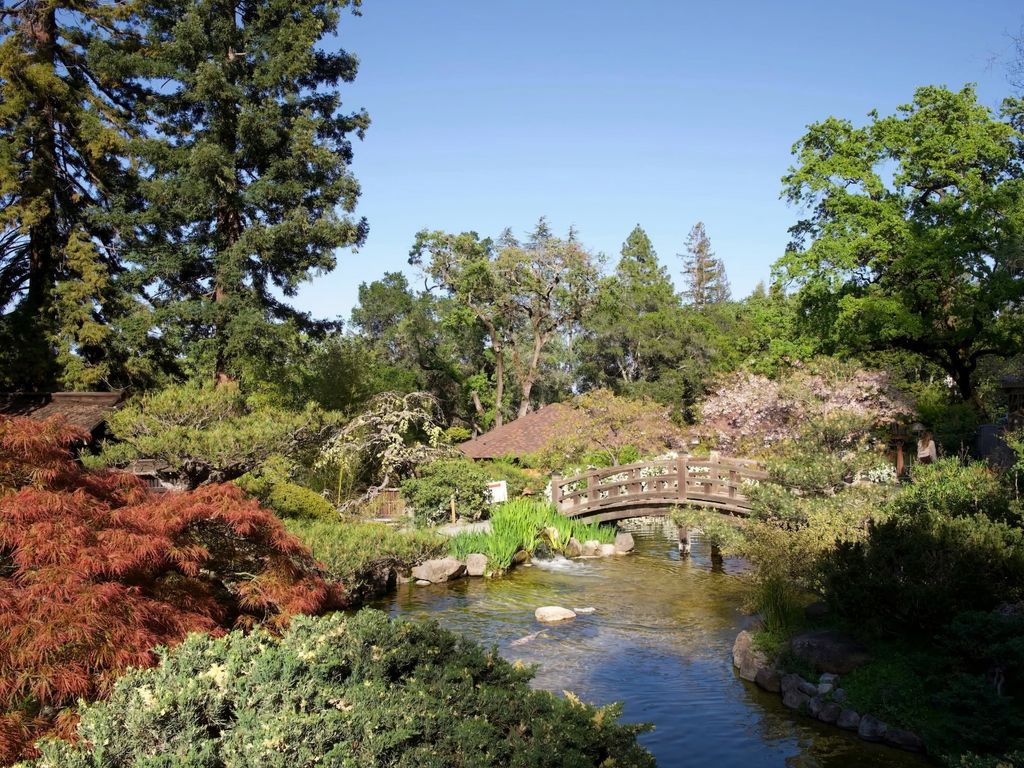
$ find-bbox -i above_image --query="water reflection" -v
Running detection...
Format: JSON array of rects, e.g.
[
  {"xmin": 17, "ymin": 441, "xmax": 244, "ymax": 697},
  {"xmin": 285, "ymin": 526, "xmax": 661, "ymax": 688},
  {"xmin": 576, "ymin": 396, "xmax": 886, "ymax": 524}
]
[{"xmin": 371, "ymin": 525, "xmax": 928, "ymax": 768}]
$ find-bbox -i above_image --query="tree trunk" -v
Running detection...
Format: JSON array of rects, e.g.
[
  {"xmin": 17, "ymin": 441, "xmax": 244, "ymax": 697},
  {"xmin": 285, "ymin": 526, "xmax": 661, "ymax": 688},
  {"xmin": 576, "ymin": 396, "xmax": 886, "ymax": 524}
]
[
  {"xmin": 493, "ymin": 342, "xmax": 505, "ymax": 428},
  {"xmin": 22, "ymin": 4, "xmax": 60, "ymax": 388},
  {"xmin": 213, "ymin": 38, "xmax": 243, "ymax": 387},
  {"xmin": 516, "ymin": 331, "xmax": 547, "ymax": 419},
  {"xmin": 945, "ymin": 351, "xmax": 985, "ymax": 416}
]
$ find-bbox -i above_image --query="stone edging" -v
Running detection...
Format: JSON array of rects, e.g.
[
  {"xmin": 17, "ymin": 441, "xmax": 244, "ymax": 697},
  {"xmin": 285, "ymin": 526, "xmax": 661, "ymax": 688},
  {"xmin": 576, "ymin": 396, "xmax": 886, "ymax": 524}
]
[
  {"xmin": 732, "ymin": 630, "xmax": 925, "ymax": 754},
  {"xmin": 400, "ymin": 531, "xmax": 637, "ymax": 584}
]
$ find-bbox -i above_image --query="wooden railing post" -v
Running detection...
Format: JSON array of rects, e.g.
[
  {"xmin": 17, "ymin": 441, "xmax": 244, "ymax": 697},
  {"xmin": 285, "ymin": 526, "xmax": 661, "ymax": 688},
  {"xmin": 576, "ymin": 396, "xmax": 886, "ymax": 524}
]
[
  {"xmin": 729, "ymin": 468, "xmax": 737, "ymax": 500},
  {"xmin": 586, "ymin": 472, "xmax": 596, "ymax": 506},
  {"xmin": 551, "ymin": 473, "xmax": 561, "ymax": 511},
  {"xmin": 677, "ymin": 456, "xmax": 688, "ymax": 503}
]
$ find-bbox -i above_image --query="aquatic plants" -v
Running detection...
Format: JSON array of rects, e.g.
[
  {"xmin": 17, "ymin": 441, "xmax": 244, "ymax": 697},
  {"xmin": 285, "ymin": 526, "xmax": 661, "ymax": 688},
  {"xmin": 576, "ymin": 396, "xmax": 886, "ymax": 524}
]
[
  {"xmin": 447, "ymin": 499, "xmax": 618, "ymax": 574},
  {"xmin": 573, "ymin": 518, "xmax": 618, "ymax": 545}
]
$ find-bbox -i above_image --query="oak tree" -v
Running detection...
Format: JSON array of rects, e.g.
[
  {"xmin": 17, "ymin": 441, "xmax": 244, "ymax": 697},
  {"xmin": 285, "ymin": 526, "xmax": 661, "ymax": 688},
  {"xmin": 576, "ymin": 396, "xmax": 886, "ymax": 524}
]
[{"xmin": 777, "ymin": 85, "xmax": 1024, "ymax": 406}]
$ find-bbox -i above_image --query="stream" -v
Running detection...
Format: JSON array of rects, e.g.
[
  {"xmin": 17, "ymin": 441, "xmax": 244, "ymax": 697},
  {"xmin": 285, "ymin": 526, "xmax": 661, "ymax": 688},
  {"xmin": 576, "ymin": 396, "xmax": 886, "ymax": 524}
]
[{"xmin": 371, "ymin": 524, "xmax": 930, "ymax": 768}]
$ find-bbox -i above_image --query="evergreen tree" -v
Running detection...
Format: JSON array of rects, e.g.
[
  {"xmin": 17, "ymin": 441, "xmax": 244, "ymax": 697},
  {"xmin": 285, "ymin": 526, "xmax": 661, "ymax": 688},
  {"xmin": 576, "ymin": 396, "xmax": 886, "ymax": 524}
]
[
  {"xmin": 129, "ymin": 0, "xmax": 369, "ymax": 383},
  {"xmin": 680, "ymin": 221, "xmax": 730, "ymax": 308},
  {"xmin": 580, "ymin": 225, "xmax": 685, "ymax": 387},
  {"xmin": 0, "ymin": 0, "xmax": 144, "ymax": 390}
]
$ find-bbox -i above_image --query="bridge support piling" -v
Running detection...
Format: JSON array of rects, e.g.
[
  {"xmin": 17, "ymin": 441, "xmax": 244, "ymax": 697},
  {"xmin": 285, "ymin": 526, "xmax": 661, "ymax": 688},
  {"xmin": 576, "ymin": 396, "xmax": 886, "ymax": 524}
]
[{"xmin": 677, "ymin": 525, "xmax": 691, "ymax": 556}]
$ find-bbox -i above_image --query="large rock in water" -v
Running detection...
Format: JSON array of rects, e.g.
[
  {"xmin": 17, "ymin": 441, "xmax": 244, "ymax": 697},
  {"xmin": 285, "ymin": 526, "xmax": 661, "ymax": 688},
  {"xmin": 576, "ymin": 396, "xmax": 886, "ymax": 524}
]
[
  {"xmin": 857, "ymin": 714, "xmax": 888, "ymax": 742},
  {"xmin": 614, "ymin": 532, "xmax": 635, "ymax": 553},
  {"xmin": 790, "ymin": 629, "xmax": 870, "ymax": 674},
  {"xmin": 582, "ymin": 540, "xmax": 601, "ymax": 556},
  {"xmin": 465, "ymin": 553, "xmax": 487, "ymax": 577},
  {"xmin": 782, "ymin": 690, "xmax": 810, "ymax": 710},
  {"xmin": 411, "ymin": 557, "xmax": 466, "ymax": 584},
  {"xmin": 883, "ymin": 727, "xmax": 925, "ymax": 752},
  {"xmin": 564, "ymin": 537, "xmax": 583, "ymax": 557},
  {"xmin": 754, "ymin": 667, "xmax": 781, "ymax": 693},
  {"xmin": 836, "ymin": 709, "xmax": 861, "ymax": 731},
  {"xmin": 732, "ymin": 630, "xmax": 770, "ymax": 683},
  {"xmin": 535, "ymin": 606, "xmax": 577, "ymax": 623}
]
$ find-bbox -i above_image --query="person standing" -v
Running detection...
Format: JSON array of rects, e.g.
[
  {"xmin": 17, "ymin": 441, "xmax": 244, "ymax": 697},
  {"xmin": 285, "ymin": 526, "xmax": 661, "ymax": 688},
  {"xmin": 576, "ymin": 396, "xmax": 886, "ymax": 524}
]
[{"xmin": 917, "ymin": 431, "xmax": 937, "ymax": 465}]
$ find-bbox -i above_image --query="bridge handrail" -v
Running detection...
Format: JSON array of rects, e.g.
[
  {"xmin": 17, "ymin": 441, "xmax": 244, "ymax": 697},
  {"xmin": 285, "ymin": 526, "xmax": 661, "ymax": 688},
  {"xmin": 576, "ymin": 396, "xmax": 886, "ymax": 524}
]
[{"xmin": 551, "ymin": 454, "xmax": 767, "ymax": 518}]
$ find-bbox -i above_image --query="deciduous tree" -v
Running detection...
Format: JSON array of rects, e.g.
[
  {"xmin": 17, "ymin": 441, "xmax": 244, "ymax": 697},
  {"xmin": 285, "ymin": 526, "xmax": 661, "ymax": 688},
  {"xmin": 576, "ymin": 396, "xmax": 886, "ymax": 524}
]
[
  {"xmin": 411, "ymin": 219, "xmax": 599, "ymax": 425},
  {"xmin": 0, "ymin": 415, "xmax": 342, "ymax": 762},
  {"xmin": 777, "ymin": 85, "xmax": 1024, "ymax": 406}
]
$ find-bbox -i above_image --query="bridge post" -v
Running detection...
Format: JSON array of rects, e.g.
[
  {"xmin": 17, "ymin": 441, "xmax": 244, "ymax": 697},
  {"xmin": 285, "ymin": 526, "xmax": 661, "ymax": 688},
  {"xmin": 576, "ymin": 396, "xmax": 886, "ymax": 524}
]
[
  {"xmin": 677, "ymin": 526, "xmax": 691, "ymax": 556},
  {"xmin": 551, "ymin": 473, "xmax": 561, "ymax": 511},
  {"xmin": 677, "ymin": 456, "xmax": 688, "ymax": 501}
]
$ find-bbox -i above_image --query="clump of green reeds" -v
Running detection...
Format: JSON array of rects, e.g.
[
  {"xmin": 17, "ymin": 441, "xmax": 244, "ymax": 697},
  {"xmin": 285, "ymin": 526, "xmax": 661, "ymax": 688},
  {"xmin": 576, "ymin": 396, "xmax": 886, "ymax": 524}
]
[{"xmin": 446, "ymin": 499, "xmax": 618, "ymax": 576}]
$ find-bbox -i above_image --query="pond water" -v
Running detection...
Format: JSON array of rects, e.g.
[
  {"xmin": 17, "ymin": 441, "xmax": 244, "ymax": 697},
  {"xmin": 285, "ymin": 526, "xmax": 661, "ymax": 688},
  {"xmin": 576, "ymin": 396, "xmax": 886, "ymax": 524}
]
[{"xmin": 371, "ymin": 525, "xmax": 929, "ymax": 768}]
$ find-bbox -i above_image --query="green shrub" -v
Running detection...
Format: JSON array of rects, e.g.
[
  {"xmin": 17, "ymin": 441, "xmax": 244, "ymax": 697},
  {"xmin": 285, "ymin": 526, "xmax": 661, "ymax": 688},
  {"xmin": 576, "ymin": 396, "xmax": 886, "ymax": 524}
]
[
  {"xmin": 838, "ymin": 634, "xmax": 1024, "ymax": 759},
  {"xmin": 765, "ymin": 444, "xmax": 854, "ymax": 493},
  {"xmin": 820, "ymin": 510, "xmax": 1024, "ymax": 636},
  {"xmin": 236, "ymin": 457, "xmax": 338, "ymax": 520},
  {"xmin": 285, "ymin": 518, "xmax": 445, "ymax": 599},
  {"xmin": 401, "ymin": 458, "xmax": 492, "ymax": 525},
  {"xmin": 478, "ymin": 458, "xmax": 533, "ymax": 498},
  {"xmin": 890, "ymin": 459, "xmax": 1015, "ymax": 524},
  {"xmin": 31, "ymin": 611, "xmax": 655, "ymax": 768},
  {"xmin": 915, "ymin": 384, "xmax": 983, "ymax": 456},
  {"xmin": 444, "ymin": 424, "xmax": 473, "ymax": 443},
  {"xmin": 671, "ymin": 506, "xmax": 744, "ymax": 553}
]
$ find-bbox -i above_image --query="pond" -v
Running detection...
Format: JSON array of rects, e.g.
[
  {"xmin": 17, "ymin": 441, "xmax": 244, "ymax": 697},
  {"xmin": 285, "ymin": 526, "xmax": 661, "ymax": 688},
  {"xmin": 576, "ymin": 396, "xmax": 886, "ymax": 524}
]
[{"xmin": 371, "ymin": 524, "xmax": 929, "ymax": 768}]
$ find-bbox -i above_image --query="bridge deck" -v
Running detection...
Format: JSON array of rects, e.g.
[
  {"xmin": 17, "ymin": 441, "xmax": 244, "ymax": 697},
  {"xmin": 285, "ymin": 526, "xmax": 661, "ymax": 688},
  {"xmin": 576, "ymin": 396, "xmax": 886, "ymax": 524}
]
[{"xmin": 551, "ymin": 456, "xmax": 767, "ymax": 521}]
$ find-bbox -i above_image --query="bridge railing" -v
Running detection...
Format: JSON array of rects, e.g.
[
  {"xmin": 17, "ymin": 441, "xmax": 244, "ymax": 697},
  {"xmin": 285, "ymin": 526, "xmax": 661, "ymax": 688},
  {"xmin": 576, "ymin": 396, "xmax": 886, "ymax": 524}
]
[{"xmin": 551, "ymin": 455, "xmax": 769, "ymax": 518}]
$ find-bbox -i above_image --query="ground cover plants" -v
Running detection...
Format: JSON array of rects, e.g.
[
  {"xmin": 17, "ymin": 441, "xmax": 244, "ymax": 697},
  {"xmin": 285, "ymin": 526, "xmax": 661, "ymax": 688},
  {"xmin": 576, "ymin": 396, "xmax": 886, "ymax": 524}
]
[
  {"xmin": 284, "ymin": 518, "xmax": 446, "ymax": 600},
  {"xmin": 27, "ymin": 611, "xmax": 656, "ymax": 768}
]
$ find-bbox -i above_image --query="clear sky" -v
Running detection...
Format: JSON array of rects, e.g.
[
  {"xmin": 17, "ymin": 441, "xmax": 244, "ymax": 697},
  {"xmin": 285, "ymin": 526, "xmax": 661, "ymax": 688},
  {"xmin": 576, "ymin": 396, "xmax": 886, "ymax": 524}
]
[{"xmin": 295, "ymin": 0, "xmax": 1023, "ymax": 323}]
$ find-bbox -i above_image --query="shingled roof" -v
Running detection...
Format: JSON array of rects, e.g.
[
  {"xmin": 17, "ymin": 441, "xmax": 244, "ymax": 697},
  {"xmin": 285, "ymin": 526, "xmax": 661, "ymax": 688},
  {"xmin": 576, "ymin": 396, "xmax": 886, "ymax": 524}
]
[
  {"xmin": 0, "ymin": 392, "xmax": 125, "ymax": 436},
  {"xmin": 459, "ymin": 403, "xmax": 584, "ymax": 460}
]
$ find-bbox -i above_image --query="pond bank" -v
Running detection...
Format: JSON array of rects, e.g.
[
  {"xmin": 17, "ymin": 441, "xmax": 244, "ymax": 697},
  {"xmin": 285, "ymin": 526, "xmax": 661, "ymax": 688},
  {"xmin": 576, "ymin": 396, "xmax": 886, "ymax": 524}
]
[{"xmin": 369, "ymin": 524, "xmax": 929, "ymax": 768}]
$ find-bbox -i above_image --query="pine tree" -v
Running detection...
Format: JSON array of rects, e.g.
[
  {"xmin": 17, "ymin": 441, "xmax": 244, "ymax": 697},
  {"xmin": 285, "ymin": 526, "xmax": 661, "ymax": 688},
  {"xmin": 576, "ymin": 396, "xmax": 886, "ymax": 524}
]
[
  {"xmin": 616, "ymin": 224, "xmax": 677, "ymax": 313},
  {"xmin": 579, "ymin": 224, "xmax": 687, "ymax": 387},
  {"xmin": 680, "ymin": 222, "xmax": 730, "ymax": 308},
  {"xmin": 0, "ymin": 0, "xmax": 143, "ymax": 390},
  {"xmin": 128, "ymin": 0, "xmax": 369, "ymax": 384}
]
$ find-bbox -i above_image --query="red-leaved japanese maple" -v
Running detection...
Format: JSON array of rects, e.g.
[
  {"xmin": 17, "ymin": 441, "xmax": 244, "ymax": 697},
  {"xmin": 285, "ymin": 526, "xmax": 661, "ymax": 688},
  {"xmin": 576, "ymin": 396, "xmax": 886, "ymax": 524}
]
[{"xmin": 0, "ymin": 416, "xmax": 345, "ymax": 763}]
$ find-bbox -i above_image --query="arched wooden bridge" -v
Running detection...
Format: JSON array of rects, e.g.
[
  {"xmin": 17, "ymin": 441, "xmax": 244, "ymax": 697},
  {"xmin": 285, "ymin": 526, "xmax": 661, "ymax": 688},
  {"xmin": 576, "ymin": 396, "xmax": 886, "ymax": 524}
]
[{"xmin": 551, "ymin": 455, "xmax": 768, "ymax": 523}]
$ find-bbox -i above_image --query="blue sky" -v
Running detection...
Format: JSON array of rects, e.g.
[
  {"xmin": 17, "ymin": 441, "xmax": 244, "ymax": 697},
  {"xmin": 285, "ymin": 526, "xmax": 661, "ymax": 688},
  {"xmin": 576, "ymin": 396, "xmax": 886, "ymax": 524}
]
[{"xmin": 296, "ymin": 0, "xmax": 1023, "ymax": 323}]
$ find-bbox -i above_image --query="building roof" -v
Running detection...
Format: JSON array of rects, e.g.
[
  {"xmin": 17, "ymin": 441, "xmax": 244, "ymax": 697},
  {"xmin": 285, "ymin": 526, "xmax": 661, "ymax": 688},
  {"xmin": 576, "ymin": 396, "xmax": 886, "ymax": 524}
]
[
  {"xmin": 0, "ymin": 391, "xmax": 125, "ymax": 435},
  {"xmin": 459, "ymin": 403, "xmax": 584, "ymax": 460}
]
